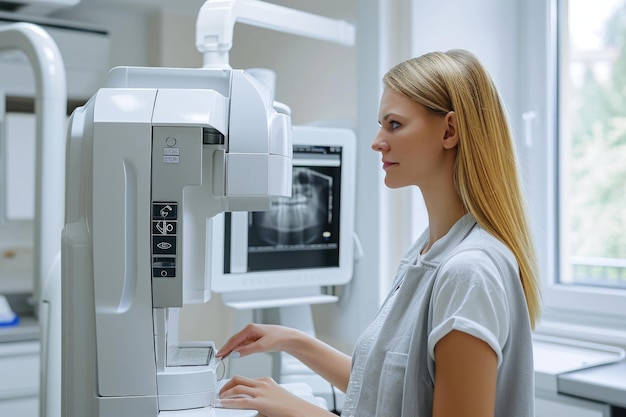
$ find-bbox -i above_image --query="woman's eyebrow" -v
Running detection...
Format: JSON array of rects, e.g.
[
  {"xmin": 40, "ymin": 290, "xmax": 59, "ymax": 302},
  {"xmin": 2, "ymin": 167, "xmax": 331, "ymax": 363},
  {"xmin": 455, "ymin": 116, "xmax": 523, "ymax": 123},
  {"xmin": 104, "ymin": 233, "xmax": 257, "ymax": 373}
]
[{"xmin": 381, "ymin": 113, "xmax": 396, "ymax": 122}]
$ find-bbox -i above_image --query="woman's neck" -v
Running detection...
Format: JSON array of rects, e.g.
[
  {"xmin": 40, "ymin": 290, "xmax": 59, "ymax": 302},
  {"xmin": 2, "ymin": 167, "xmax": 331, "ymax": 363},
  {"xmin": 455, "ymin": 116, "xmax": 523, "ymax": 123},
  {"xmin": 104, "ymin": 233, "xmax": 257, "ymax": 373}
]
[{"xmin": 421, "ymin": 187, "xmax": 466, "ymax": 254}]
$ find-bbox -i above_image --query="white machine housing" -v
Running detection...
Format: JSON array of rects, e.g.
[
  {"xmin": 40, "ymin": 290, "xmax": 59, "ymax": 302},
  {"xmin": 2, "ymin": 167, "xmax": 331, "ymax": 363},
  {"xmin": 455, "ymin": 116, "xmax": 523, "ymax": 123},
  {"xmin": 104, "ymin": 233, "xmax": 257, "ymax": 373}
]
[{"xmin": 61, "ymin": 66, "xmax": 292, "ymax": 416}]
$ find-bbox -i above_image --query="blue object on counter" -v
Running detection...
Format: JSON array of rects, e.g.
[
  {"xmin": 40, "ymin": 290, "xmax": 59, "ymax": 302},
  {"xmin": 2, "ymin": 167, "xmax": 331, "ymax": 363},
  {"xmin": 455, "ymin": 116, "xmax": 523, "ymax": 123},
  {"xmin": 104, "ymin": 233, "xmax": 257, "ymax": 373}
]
[
  {"xmin": 0, "ymin": 295, "xmax": 19, "ymax": 327},
  {"xmin": 0, "ymin": 314, "xmax": 19, "ymax": 327}
]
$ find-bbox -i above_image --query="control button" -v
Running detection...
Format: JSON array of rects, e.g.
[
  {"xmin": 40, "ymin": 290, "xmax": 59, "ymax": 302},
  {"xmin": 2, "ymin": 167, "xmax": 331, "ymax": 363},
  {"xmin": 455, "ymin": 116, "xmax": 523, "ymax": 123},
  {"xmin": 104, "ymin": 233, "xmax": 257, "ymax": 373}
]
[
  {"xmin": 166, "ymin": 136, "xmax": 177, "ymax": 147},
  {"xmin": 153, "ymin": 256, "xmax": 176, "ymax": 267},
  {"xmin": 163, "ymin": 147, "xmax": 180, "ymax": 156},
  {"xmin": 153, "ymin": 202, "xmax": 177, "ymax": 220},
  {"xmin": 153, "ymin": 267, "xmax": 176, "ymax": 278},
  {"xmin": 163, "ymin": 155, "xmax": 179, "ymax": 164},
  {"xmin": 153, "ymin": 220, "xmax": 177, "ymax": 235},
  {"xmin": 153, "ymin": 236, "xmax": 176, "ymax": 254}
]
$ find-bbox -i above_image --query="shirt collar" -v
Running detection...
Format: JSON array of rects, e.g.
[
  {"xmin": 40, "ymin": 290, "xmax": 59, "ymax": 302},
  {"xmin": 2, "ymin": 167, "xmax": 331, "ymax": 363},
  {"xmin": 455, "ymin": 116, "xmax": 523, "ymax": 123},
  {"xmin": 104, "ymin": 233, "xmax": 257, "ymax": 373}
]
[{"xmin": 411, "ymin": 213, "xmax": 478, "ymax": 265}]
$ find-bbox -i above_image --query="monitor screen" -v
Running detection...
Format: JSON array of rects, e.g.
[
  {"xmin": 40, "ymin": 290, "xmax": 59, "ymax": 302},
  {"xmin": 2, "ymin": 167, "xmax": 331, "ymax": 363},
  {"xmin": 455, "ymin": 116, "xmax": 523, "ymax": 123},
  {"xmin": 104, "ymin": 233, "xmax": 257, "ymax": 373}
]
[{"xmin": 210, "ymin": 126, "xmax": 356, "ymax": 303}]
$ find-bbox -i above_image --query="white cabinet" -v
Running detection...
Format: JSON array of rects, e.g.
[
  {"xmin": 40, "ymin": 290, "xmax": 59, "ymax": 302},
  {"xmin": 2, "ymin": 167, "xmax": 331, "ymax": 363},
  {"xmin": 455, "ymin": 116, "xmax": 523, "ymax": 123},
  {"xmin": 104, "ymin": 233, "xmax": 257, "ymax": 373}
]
[
  {"xmin": 0, "ymin": 396, "xmax": 39, "ymax": 416},
  {"xmin": 0, "ymin": 341, "xmax": 39, "ymax": 417},
  {"xmin": 536, "ymin": 392, "xmax": 611, "ymax": 417}
]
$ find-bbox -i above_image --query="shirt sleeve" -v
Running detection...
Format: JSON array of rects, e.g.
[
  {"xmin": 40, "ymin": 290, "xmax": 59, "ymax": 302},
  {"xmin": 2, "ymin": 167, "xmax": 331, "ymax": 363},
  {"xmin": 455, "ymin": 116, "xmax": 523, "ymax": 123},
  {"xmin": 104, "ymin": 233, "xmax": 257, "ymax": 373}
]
[{"xmin": 427, "ymin": 249, "xmax": 510, "ymax": 368}]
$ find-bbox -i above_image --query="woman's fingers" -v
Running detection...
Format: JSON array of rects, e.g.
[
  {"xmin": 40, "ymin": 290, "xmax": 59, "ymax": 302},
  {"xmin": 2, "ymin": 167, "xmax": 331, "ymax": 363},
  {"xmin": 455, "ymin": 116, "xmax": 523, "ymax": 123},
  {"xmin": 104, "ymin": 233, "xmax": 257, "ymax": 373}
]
[
  {"xmin": 216, "ymin": 376, "xmax": 263, "ymax": 410},
  {"xmin": 219, "ymin": 375, "xmax": 256, "ymax": 395},
  {"xmin": 217, "ymin": 323, "xmax": 278, "ymax": 358},
  {"xmin": 216, "ymin": 376, "xmax": 325, "ymax": 417},
  {"xmin": 217, "ymin": 324, "xmax": 265, "ymax": 357}
]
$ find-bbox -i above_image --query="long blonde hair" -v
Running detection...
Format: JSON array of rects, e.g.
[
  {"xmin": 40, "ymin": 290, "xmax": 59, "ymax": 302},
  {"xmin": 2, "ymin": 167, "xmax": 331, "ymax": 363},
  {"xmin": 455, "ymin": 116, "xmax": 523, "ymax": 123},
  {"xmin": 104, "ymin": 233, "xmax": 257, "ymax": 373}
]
[{"xmin": 383, "ymin": 49, "xmax": 541, "ymax": 328}]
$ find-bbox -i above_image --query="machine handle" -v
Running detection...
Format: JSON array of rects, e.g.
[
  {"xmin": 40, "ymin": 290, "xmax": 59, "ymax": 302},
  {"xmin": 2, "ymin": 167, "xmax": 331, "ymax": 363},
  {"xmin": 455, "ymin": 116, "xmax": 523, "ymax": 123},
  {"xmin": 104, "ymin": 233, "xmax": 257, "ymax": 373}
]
[
  {"xmin": 0, "ymin": 23, "xmax": 67, "ymax": 311},
  {"xmin": 196, "ymin": 0, "xmax": 356, "ymax": 68}
]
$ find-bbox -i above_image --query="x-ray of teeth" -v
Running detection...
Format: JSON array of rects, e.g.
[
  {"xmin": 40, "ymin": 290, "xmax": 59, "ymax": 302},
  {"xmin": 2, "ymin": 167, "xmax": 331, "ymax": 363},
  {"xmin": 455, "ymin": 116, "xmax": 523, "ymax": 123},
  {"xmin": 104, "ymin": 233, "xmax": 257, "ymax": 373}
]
[{"xmin": 253, "ymin": 167, "xmax": 333, "ymax": 245}]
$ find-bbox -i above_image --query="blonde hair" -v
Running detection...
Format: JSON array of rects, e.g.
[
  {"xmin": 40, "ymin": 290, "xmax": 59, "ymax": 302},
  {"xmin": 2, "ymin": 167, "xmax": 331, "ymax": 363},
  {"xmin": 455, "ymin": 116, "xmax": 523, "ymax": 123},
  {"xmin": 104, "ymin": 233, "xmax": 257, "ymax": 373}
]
[{"xmin": 383, "ymin": 49, "xmax": 541, "ymax": 328}]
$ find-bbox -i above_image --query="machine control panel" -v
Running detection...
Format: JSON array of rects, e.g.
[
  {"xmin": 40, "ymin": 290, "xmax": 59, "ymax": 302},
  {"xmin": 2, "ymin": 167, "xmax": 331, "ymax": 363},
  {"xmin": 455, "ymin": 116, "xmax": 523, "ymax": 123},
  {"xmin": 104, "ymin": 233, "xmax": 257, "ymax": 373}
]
[
  {"xmin": 150, "ymin": 125, "xmax": 205, "ymax": 308},
  {"xmin": 152, "ymin": 202, "xmax": 178, "ymax": 279}
]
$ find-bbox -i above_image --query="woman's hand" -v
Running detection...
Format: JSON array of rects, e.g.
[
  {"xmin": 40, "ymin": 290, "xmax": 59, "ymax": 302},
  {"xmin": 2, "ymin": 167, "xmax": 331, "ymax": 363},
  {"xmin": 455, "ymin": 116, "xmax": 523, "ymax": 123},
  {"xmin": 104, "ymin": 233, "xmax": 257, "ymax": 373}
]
[
  {"xmin": 216, "ymin": 323, "xmax": 299, "ymax": 359},
  {"xmin": 216, "ymin": 376, "xmax": 332, "ymax": 417},
  {"xmin": 217, "ymin": 322, "xmax": 353, "ymax": 393}
]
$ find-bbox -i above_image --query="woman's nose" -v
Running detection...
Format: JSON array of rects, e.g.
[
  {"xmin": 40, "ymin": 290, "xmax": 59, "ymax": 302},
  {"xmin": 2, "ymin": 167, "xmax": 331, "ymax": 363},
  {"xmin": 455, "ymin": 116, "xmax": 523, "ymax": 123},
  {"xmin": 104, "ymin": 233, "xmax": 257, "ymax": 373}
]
[{"xmin": 371, "ymin": 131, "xmax": 387, "ymax": 152}]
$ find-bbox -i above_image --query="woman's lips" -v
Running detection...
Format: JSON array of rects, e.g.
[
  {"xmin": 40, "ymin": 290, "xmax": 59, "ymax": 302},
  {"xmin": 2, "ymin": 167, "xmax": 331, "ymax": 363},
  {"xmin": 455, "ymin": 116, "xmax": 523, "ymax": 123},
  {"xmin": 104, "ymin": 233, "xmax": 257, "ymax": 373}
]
[{"xmin": 382, "ymin": 161, "xmax": 397, "ymax": 169}]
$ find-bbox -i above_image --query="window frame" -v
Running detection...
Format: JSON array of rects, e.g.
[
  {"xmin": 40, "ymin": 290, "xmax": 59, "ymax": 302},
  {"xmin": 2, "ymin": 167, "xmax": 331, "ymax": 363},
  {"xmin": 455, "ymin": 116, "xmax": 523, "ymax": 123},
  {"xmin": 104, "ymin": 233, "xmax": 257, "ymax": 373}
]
[{"xmin": 524, "ymin": 0, "xmax": 626, "ymax": 340}]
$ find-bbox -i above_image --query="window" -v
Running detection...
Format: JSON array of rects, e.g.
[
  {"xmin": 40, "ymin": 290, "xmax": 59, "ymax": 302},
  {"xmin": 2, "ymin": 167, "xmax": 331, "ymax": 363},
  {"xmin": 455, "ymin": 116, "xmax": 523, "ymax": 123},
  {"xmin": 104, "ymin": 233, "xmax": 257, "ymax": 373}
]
[
  {"xmin": 558, "ymin": 0, "xmax": 626, "ymax": 290},
  {"xmin": 528, "ymin": 0, "xmax": 626, "ymax": 332}
]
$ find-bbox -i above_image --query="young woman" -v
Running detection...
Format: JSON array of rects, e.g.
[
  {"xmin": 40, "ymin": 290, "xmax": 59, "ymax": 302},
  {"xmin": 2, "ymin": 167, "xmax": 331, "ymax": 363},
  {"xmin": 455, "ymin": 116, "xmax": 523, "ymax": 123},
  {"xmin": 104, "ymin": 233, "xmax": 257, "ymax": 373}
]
[{"xmin": 215, "ymin": 49, "xmax": 541, "ymax": 417}]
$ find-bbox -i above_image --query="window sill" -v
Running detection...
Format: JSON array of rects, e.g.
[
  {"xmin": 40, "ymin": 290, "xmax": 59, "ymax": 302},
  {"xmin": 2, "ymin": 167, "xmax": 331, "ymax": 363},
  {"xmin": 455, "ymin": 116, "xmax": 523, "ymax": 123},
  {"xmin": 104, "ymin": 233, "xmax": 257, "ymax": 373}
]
[{"xmin": 535, "ymin": 317, "xmax": 626, "ymax": 351}]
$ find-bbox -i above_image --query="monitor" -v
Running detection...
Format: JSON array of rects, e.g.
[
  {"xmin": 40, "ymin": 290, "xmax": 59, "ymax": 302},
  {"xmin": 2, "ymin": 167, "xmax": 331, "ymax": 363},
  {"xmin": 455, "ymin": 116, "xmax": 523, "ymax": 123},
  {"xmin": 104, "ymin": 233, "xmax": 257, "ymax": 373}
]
[{"xmin": 210, "ymin": 125, "xmax": 356, "ymax": 308}]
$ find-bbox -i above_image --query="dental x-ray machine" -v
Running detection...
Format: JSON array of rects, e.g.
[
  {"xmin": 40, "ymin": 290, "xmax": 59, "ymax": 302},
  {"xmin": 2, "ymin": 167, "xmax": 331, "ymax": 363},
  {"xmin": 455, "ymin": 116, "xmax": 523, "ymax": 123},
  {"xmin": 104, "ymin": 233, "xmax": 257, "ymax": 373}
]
[{"xmin": 61, "ymin": 1, "xmax": 354, "ymax": 416}]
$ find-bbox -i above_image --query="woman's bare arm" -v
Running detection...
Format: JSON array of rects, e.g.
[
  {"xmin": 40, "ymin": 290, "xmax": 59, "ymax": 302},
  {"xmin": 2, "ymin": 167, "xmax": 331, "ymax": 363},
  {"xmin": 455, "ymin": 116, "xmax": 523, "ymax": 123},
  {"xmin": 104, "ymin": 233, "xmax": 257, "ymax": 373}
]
[{"xmin": 433, "ymin": 330, "xmax": 498, "ymax": 417}]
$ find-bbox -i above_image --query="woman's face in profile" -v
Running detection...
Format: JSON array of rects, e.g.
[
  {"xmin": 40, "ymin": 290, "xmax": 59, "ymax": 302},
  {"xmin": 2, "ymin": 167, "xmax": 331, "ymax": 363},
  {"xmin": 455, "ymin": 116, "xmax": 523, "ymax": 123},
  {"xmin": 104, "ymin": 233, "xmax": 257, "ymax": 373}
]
[{"xmin": 372, "ymin": 87, "xmax": 451, "ymax": 189}]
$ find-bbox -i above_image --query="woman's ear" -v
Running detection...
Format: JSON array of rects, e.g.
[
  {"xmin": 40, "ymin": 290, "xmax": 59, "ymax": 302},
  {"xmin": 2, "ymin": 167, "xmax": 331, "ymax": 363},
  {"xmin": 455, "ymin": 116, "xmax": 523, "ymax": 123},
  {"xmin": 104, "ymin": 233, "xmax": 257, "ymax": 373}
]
[{"xmin": 442, "ymin": 111, "xmax": 459, "ymax": 149}]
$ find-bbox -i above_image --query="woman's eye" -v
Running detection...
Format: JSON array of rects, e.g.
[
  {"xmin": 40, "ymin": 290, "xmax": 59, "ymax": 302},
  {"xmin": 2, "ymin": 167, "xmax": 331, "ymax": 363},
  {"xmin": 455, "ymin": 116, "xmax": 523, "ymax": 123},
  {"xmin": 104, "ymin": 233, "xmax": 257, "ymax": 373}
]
[{"xmin": 389, "ymin": 121, "xmax": 400, "ymax": 129}]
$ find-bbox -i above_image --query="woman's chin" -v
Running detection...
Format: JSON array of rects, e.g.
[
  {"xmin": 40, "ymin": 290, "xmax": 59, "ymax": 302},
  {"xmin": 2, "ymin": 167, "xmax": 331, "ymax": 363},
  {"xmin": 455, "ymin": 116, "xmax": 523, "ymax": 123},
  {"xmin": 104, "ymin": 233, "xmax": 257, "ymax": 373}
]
[{"xmin": 384, "ymin": 178, "xmax": 405, "ymax": 189}]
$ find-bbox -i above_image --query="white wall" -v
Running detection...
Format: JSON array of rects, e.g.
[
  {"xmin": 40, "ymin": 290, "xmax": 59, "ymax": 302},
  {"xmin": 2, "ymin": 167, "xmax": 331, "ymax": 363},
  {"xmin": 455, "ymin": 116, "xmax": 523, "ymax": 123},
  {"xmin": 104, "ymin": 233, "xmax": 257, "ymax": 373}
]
[
  {"xmin": 54, "ymin": 1, "xmax": 156, "ymax": 68},
  {"xmin": 410, "ymin": 0, "xmax": 522, "ymax": 136}
]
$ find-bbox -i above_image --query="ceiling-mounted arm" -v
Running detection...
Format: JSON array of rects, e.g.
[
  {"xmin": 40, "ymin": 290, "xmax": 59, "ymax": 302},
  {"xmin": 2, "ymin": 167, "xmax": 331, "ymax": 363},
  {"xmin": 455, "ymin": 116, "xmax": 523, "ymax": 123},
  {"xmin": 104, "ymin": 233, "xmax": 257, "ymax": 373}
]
[{"xmin": 195, "ymin": 0, "xmax": 356, "ymax": 68}]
